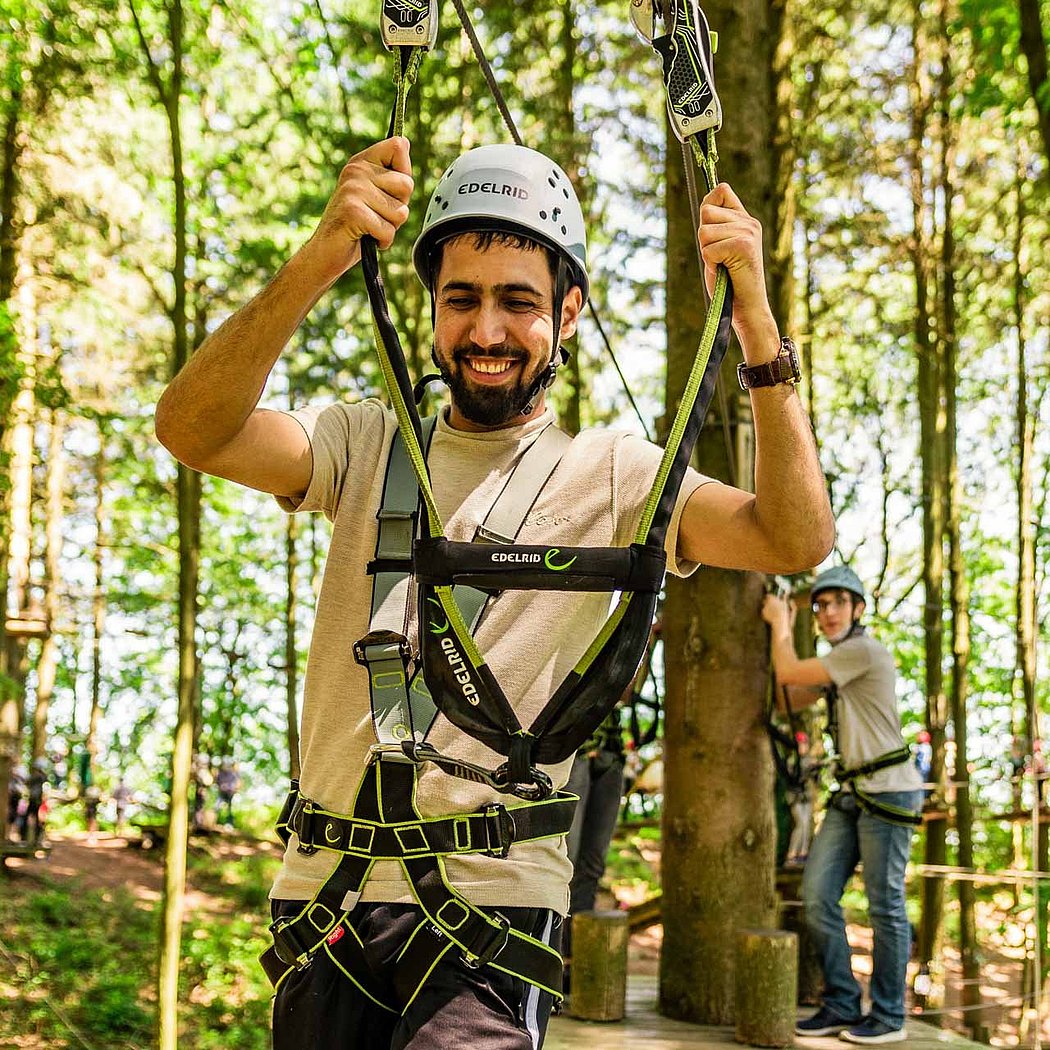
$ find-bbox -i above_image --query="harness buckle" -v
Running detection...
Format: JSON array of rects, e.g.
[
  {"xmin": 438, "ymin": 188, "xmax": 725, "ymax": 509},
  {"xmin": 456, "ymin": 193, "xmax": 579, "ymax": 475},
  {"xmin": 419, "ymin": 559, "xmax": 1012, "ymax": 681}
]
[
  {"xmin": 353, "ymin": 630, "xmax": 413, "ymax": 669},
  {"xmin": 480, "ymin": 803, "xmax": 516, "ymax": 859},
  {"xmin": 463, "ymin": 912, "xmax": 512, "ymax": 969},
  {"xmin": 293, "ymin": 799, "xmax": 320, "ymax": 856},
  {"xmin": 269, "ymin": 918, "xmax": 315, "ymax": 971}
]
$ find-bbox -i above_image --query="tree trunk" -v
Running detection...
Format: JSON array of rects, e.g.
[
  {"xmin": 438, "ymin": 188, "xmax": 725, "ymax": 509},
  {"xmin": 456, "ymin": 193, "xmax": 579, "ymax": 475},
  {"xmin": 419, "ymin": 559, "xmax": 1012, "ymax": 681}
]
[
  {"xmin": 285, "ymin": 513, "xmax": 301, "ymax": 781},
  {"xmin": 909, "ymin": 7, "xmax": 947, "ymax": 1003},
  {"xmin": 937, "ymin": 15, "xmax": 983, "ymax": 1030},
  {"xmin": 137, "ymin": 1, "xmax": 201, "ymax": 1045},
  {"xmin": 557, "ymin": 0, "xmax": 582, "ymax": 436},
  {"xmin": 31, "ymin": 409, "xmax": 65, "ymax": 761},
  {"xmin": 1, "ymin": 261, "xmax": 37, "ymax": 835},
  {"xmin": 1017, "ymin": 0, "xmax": 1050, "ymax": 172},
  {"xmin": 86, "ymin": 440, "xmax": 105, "ymax": 791},
  {"xmin": 660, "ymin": 0, "xmax": 780, "ymax": 1023}
]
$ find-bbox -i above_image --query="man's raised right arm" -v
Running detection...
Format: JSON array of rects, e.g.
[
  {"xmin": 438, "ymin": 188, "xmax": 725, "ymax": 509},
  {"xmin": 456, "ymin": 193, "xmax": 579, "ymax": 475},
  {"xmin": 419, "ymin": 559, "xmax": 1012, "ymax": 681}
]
[{"xmin": 154, "ymin": 137, "xmax": 414, "ymax": 499}]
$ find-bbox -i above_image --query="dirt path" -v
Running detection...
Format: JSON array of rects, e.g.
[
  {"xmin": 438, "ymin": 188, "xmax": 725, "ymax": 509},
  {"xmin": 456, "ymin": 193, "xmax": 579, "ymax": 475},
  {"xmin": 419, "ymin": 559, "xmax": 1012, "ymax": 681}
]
[{"xmin": 1, "ymin": 831, "xmax": 275, "ymax": 913}]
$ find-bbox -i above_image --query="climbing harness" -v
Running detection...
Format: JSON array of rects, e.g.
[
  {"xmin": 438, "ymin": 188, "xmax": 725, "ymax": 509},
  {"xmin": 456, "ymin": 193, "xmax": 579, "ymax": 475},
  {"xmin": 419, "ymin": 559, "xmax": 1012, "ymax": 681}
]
[
  {"xmin": 825, "ymin": 677, "xmax": 921, "ymax": 827},
  {"xmin": 266, "ymin": 0, "xmax": 735, "ymax": 1007}
]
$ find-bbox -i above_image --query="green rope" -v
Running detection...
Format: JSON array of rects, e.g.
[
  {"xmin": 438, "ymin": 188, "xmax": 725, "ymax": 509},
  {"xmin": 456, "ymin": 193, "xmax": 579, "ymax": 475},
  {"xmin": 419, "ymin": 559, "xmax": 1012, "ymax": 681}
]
[{"xmin": 634, "ymin": 130, "xmax": 725, "ymax": 543}]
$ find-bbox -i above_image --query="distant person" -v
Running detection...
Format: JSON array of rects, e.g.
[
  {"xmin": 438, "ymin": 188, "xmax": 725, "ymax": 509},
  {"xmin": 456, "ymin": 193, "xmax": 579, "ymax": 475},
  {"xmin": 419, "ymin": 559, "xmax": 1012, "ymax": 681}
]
[
  {"xmin": 7, "ymin": 764, "xmax": 26, "ymax": 838},
  {"xmin": 216, "ymin": 760, "xmax": 241, "ymax": 827},
  {"xmin": 191, "ymin": 755, "xmax": 213, "ymax": 830},
  {"xmin": 84, "ymin": 784, "xmax": 101, "ymax": 845},
  {"xmin": 913, "ymin": 729, "xmax": 932, "ymax": 800},
  {"xmin": 19, "ymin": 758, "xmax": 49, "ymax": 846},
  {"xmin": 763, "ymin": 566, "xmax": 922, "ymax": 1045},
  {"xmin": 112, "ymin": 777, "xmax": 133, "ymax": 834},
  {"xmin": 562, "ymin": 708, "xmax": 626, "ymax": 983},
  {"xmin": 784, "ymin": 731, "xmax": 817, "ymax": 867}
]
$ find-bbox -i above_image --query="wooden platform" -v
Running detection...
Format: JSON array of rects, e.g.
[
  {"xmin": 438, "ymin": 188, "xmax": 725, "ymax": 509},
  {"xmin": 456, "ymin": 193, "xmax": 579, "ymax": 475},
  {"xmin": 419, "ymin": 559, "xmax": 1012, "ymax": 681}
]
[{"xmin": 547, "ymin": 975, "xmax": 984, "ymax": 1049}]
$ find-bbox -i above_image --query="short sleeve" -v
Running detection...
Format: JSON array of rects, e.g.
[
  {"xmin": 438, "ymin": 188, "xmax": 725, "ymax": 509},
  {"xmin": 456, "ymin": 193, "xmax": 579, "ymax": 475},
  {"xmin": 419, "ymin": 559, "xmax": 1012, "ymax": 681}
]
[
  {"xmin": 612, "ymin": 433, "xmax": 720, "ymax": 578},
  {"xmin": 274, "ymin": 399, "xmax": 387, "ymax": 519},
  {"xmin": 819, "ymin": 638, "xmax": 872, "ymax": 689}
]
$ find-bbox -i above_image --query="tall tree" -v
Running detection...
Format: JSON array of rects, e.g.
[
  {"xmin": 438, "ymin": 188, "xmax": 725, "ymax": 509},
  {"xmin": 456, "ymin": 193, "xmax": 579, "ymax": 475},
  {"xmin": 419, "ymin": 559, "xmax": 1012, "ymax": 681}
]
[
  {"xmin": 1017, "ymin": 0, "xmax": 1050, "ymax": 168},
  {"xmin": 127, "ymin": 0, "xmax": 199, "ymax": 1043},
  {"xmin": 660, "ymin": 0, "xmax": 781, "ymax": 1024},
  {"xmin": 937, "ymin": 1, "xmax": 982, "ymax": 1030},
  {"xmin": 910, "ymin": 2, "xmax": 948, "ymax": 1000}
]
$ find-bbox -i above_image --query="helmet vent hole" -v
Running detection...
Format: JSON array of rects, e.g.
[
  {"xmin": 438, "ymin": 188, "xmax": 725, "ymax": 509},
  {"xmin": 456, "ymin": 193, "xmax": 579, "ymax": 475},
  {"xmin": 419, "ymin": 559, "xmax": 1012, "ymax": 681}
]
[
  {"xmin": 562, "ymin": 188, "xmax": 569, "ymax": 199},
  {"xmin": 561, "ymin": 225, "xmax": 568, "ymax": 235},
  {"xmin": 547, "ymin": 176, "xmax": 557, "ymax": 188},
  {"xmin": 441, "ymin": 201, "xmax": 449, "ymax": 211},
  {"xmin": 539, "ymin": 210, "xmax": 548, "ymax": 220}
]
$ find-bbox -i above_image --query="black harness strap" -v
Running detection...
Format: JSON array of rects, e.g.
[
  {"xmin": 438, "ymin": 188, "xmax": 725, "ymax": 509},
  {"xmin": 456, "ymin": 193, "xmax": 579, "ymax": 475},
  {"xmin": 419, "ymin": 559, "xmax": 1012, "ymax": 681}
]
[{"xmin": 262, "ymin": 758, "xmax": 569, "ymax": 1003}]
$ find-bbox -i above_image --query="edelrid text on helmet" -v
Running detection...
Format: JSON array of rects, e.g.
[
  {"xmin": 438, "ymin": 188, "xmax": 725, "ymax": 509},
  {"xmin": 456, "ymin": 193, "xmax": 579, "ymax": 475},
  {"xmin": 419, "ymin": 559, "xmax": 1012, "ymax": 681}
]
[
  {"xmin": 413, "ymin": 144, "xmax": 589, "ymax": 303},
  {"xmin": 810, "ymin": 565, "xmax": 865, "ymax": 604}
]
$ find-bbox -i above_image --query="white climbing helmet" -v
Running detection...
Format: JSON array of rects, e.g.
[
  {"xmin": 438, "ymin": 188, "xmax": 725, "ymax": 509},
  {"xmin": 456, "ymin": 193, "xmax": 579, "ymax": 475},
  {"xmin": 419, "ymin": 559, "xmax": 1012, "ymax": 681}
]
[{"xmin": 412, "ymin": 144, "xmax": 590, "ymax": 304}]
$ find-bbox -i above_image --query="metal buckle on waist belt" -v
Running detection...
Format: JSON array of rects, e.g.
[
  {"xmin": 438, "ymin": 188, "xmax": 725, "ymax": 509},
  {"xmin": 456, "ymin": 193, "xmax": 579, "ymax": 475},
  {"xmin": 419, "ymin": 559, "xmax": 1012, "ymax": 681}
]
[
  {"xmin": 481, "ymin": 803, "xmax": 516, "ymax": 859},
  {"xmin": 291, "ymin": 798, "xmax": 320, "ymax": 857},
  {"xmin": 269, "ymin": 917, "xmax": 316, "ymax": 970},
  {"xmin": 463, "ymin": 912, "xmax": 512, "ymax": 969}
]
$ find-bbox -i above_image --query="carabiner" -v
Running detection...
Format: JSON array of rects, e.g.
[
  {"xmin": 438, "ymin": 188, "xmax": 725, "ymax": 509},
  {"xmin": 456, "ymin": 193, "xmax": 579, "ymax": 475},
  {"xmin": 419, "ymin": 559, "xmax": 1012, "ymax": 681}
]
[
  {"xmin": 643, "ymin": 0, "xmax": 722, "ymax": 141},
  {"xmin": 381, "ymin": 0, "xmax": 439, "ymax": 51}
]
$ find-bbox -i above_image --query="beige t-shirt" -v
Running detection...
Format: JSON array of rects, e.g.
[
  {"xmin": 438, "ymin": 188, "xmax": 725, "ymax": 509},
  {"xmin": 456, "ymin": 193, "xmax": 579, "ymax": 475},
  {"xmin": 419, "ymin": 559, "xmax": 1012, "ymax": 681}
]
[{"xmin": 271, "ymin": 399, "xmax": 713, "ymax": 913}]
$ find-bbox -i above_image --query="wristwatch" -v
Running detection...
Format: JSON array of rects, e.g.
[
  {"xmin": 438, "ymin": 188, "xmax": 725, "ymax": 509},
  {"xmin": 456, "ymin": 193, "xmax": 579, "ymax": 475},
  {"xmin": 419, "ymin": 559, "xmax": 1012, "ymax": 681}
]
[{"xmin": 736, "ymin": 336, "xmax": 802, "ymax": 390}]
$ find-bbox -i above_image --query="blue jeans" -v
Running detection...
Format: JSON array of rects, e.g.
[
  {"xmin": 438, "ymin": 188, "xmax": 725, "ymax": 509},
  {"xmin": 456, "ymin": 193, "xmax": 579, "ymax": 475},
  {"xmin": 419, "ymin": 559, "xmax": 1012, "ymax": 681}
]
[{"xmin": 802, "ymin": 790, "xmax": 921, "ymax": 1028}]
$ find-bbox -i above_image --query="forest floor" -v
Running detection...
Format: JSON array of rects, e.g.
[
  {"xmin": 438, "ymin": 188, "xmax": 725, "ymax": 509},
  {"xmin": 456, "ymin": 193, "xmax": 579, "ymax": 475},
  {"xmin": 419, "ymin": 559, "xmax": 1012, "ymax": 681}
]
[{"xmin": 1, "ymin": 832, "xmax": 1046, "ymax": 1048}]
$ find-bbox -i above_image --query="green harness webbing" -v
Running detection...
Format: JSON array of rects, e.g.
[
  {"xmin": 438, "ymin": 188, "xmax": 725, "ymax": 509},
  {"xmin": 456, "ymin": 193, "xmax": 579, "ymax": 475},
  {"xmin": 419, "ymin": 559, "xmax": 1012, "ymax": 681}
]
[
  {"xmin": 357, "ymin": 417, "xmax": 573, "ymax": 749},
  {"xmin": 264, "ymin": 419, "xmax": 575, "ymax": 1001},
  {"xmin": 264, "ymin": 759, "xmax": 571, "ymax": 1006}
]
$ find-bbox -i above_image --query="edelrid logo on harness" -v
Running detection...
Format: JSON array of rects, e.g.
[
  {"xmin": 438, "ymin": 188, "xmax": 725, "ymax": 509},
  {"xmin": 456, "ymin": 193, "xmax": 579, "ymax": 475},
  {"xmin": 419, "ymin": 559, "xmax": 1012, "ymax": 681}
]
[
  {"xmin": 427, "ymin": 596, "xmax": 449, "ymax": 635},
  {"xmin": 544, "ymin": 548, "xmax": 577, "ymax": 572},
  {"xmin": 491, "ymin": 552, "xmax": 541, "ymax": 564},
  {"xmin": 440, "ymin": 636, "xmax": 479, "ymax": 705},
  {"xmin": 458, "ymin": 182, "xmax": 529, "ymax": 201}
]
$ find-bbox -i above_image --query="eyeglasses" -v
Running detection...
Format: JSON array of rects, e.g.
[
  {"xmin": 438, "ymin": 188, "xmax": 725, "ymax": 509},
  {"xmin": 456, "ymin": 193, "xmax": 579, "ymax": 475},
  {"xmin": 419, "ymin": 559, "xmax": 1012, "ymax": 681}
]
[{"xmin": 812, "ymin": 595, "xmax": 851, "ymax": 614}]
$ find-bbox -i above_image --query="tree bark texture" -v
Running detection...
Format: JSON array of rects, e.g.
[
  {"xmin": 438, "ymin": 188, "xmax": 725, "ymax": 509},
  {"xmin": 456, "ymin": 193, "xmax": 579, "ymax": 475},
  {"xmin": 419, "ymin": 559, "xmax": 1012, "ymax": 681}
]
[{"xmin": 659, "ymin": 0, "xmax": 781, "ymax": 1025}]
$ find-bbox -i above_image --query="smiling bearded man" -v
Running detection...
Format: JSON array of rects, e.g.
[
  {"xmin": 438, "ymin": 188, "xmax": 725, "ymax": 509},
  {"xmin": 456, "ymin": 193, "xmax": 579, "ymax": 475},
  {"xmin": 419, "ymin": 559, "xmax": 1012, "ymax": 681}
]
[{"xmin": 154, "ymin": 137, "xmax": 833, "ymax": 1050}]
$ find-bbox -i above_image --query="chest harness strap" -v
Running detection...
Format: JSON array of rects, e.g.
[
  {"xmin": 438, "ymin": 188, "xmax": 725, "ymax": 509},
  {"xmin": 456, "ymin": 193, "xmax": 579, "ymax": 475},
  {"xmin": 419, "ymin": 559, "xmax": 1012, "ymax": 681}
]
[
  {"xmin": 263, "ymin": 418, "xmax": 575, "ymax": 1002},
  {"xmin": 355, "ymin": 0, "xmax": 733, "ymax": 803},
  {"xmin": 825, "ymin": 685, "xmax": 921, "ymax": 827}
]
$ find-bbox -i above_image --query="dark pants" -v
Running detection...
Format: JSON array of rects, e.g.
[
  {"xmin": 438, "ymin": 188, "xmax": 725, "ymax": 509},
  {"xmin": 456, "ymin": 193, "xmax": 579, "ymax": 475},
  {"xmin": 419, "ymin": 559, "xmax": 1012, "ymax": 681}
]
[
  {"xmin": 271, "ymin": 901, "xmax": 559, "ymax": 1050},
  {"xmin": 563, "ymin": 751, "xmax": 624, "ymax": 961}
]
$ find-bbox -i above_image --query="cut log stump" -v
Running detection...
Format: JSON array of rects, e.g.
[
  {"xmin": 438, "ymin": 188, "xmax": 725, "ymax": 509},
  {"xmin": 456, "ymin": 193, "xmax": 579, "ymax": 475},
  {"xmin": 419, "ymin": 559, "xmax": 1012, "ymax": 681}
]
[
  {"xmin": 734, "ymin": 928, "xmax": 797, "ymax": 1047},
  {"xmin": 568, "ymin": 910, "xmax": 629, "ymax": 1022}
]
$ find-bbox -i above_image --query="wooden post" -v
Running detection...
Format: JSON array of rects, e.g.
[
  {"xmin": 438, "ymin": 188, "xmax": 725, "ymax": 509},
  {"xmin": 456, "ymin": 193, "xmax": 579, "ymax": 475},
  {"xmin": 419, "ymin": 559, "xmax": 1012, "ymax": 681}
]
[
  {"xmin": 568, "ymin": 911, "xmax": 629, "ymax": 1021},
  {"xmin": 735, "ymin": 928, "xmax": 797, "ymax": 1047},
  {"xmin": 777, "ymin": 869, "xmax": 823, "ymax": 1005}
]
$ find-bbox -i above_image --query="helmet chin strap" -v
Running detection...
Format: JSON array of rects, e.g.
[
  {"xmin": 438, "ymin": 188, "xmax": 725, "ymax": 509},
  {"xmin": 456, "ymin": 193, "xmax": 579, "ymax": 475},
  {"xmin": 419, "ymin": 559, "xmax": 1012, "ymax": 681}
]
[{"xmin": 519, "ymin": 259, "xmax": 569, "ymax": 417}]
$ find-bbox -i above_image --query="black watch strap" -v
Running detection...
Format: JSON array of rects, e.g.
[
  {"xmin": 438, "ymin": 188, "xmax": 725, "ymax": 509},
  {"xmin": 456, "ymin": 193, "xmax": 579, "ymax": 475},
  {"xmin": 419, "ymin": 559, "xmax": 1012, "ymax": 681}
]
[{"xmin": 737, "ymin": 336, "xmax": 801, "ymax": 390}]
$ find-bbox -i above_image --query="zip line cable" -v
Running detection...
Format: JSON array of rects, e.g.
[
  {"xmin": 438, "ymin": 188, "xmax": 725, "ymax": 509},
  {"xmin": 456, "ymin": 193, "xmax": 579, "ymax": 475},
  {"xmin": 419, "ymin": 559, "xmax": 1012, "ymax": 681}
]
[{"xmin": 445, "ymin": 0, "xmax": 653, "ymax": 440}]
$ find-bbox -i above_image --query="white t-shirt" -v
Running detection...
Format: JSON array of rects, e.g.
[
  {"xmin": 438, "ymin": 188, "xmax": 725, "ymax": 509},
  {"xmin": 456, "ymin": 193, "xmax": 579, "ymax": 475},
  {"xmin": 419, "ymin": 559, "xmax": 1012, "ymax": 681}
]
[{"xmin": 272, "ymin": 399, "xmax": 714, "ymax": 913}]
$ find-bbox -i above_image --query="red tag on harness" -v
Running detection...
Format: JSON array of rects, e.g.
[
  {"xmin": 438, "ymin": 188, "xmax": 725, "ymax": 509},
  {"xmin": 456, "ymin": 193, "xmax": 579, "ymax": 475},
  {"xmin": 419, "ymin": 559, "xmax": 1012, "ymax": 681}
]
[{"xmin": 326, "ymin": 926, "xmax": 345, "ymax": 946}]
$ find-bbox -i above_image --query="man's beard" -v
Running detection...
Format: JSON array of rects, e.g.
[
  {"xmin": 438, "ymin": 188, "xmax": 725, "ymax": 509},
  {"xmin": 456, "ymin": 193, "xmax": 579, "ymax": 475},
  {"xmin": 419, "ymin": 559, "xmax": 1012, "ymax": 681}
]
[{"xmin": 434, "ymin": 343, "xmax": 547, "ymax": 427}]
